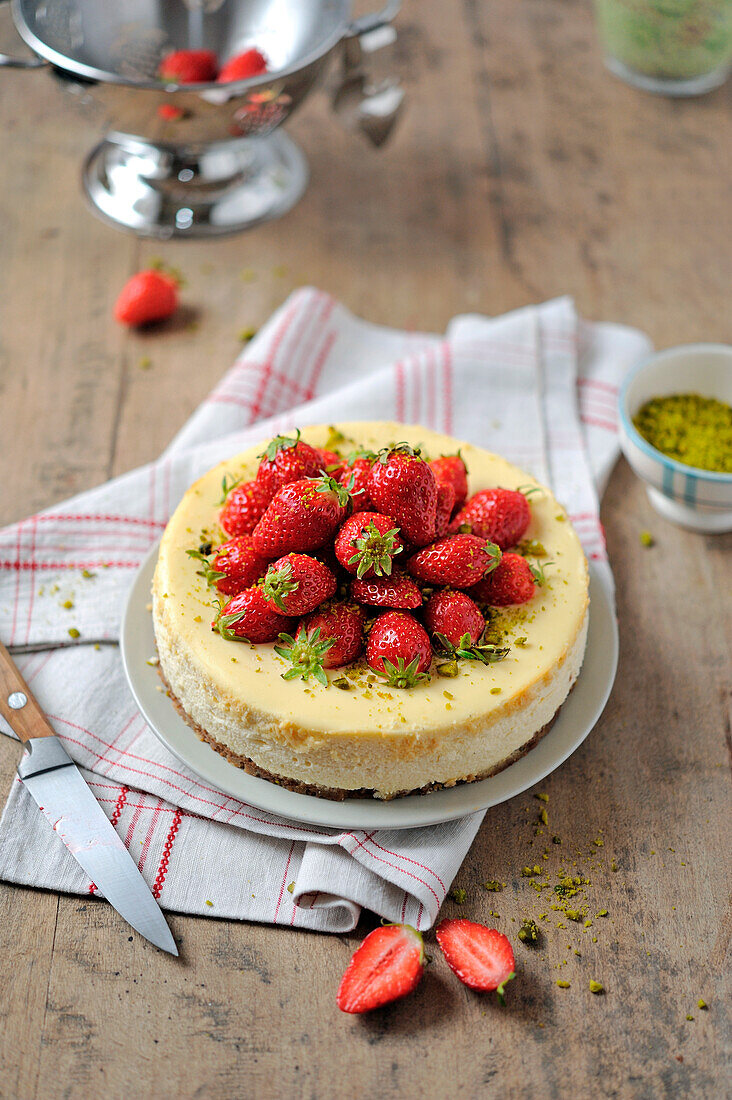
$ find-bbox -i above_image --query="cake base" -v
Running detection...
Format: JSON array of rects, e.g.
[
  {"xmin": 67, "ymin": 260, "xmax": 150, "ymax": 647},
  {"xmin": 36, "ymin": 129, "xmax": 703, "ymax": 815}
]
[{"xmin": 159, "ymin": 666, "xmax": 563, "ymax": 801}]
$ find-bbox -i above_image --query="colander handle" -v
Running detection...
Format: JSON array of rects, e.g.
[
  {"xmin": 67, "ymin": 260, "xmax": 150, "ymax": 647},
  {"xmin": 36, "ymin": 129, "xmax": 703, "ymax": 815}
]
[{"xmin": 347, "ymin": 0, "xmax": 400, "ymax": 37}]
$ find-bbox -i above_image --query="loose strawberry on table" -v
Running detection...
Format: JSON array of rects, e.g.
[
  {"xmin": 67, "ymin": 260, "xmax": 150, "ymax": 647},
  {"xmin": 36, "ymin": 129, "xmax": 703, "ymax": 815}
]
[
  {"xmin": 451, "ymin": 487, "xmax": 531, "ymax": 549},
  {"xmin": 351, "ymin": 572, "xmax": 422, "ymax": 610},
  {"xmin": 252, "ymin": 475, "xmax": 351, "ymax": 557},
  {"xmin": 261, "ymin": 553, "xmax": 337, "ymax": 615},
  {"xmin": 213, "ymin": 587, "xmax": 295, "ymax": 644},
  {"xmin": 366, "ymin": 611, "xmax": 432, "ymax": 687},
  {"xmin": 334, "ymin": 512, "xmax": 404, "ymax": 579},
  {"xmin": 471, "ymin": 552, "xmax": 541, "ymax": 607},
  {"xmin": 429, "ymin": 453, "xmax": 469, "ymax": 509},
  {"xmin": 256, "ymin": 432, "xmax": 323, "ymax": 501},
  {"xmin": 435, "ymin": 919, "xmax": 516, "ymax": 1002},
  {"xmin": 114, "ymin": 269, "xmax": 179, "ymax": 326},
  {"xmin": 407, "ymin": 534, "xmax": 502, "ymax": 588},
  {"xmin": 336, "ymin": 924, "xmax": 425, "ymax": 1014},
  {"xmin": 219, "ymin": 479, "xmax": 269, "ymax": 536},
  {"xmin": 367, "ymin": 444, "xmax": 438, "ymax": 547},
  {"xmin": 187, "ymin": 535, "xmax": 269, "ymax": 596}
]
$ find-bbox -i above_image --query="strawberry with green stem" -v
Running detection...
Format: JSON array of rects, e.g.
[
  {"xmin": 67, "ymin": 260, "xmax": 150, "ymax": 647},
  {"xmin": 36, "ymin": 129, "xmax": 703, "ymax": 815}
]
[
  {"xmin": 435, "ymin": 919, "xmax": 516, "ymax": 1002},
  {"xmin": 429, "ymin": 453, "xmax": 469, "ymax": 509},
  {"xmin": 300, "ymin": 602, "xmax": 364, "ymax": 668},
  {"xmin": 435, "ymin": 481, "xmax": 456, "ymax": 538},
  {"xmin": 334, "ymin": 512, "xmax": 404, "ymax": 579},
  {"xmin": 339, "ymin": 452, "xmax": 375, "ymax": 512},
  {"xmin": 261, "ymin": 553, "xmax": 336, "ymax": 615},
  {"xmin": 212, "ymin": 587, "xmax": 294, "ymax": 643},
  {"xmin": 274, "ymin": 628, "xmax": 334, "ymax": 686},
  {"xmin": 366, "ymin": 611, "xmax": 432, "ymax": 687},
  {"xmin": 407, "ymin": 534, "xmax": 502, "ymax": 589},
  {"xmin": 187, "ymin": 535, "xmax": 269, "ymax": 596},
  {"xmin": 367, "ymin": 444, "xmax": 438, "ymax": 547},
  {"xmin": 252, "ymin": 475, "xmax": 351, "ymax": 557},
  {"xmin": 471, "ymin": 553, "xmax": 547, "ymax": 607},
  {"xmin": 256, "ymin": 430, "xmax": 323, "ymax": 501},
  {"xmin": 450, "ymin": 487, "xmax": 533, "ymax": 549},
  {"xmin": 351, "ymin": 571, "xmax": 422, "ymax": 610}
]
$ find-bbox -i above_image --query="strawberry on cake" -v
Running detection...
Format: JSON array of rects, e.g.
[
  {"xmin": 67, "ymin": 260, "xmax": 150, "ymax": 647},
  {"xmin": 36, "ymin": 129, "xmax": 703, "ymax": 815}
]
[{"xmin": 152, "ymin": 423, "xmax": 590, "ymax": 799}]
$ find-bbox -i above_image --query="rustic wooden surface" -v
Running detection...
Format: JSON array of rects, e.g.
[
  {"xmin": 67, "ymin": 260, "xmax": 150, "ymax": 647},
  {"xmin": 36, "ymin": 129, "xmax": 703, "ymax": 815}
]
[{"xmin": 0, "ymin": 1, "xmax": 730, "ymax": 1097}]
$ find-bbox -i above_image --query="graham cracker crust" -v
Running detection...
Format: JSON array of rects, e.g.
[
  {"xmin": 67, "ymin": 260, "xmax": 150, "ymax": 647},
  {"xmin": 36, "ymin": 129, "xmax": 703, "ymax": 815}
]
[{"xmin": 157, "ymin": 667, "xmax": 565, "ymax": 802}]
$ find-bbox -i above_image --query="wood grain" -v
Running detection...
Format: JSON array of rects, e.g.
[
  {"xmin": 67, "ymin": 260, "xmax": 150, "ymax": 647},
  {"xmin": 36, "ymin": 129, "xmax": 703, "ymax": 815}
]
[{"xmin": 0, "ymin": 1, "xmax": 730, "ymax": 1097}]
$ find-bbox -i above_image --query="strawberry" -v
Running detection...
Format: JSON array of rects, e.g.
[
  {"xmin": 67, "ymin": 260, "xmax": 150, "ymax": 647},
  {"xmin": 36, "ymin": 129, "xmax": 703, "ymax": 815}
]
[
  {"xmin": 158, "ymin": 49, "xmax": 218, "ymax": 83},
  {"xmin": 435, "ymin": 481, "xmax": 456, "ymax": 538},
  {"xmin": 429, "ymin": 453, "xmax": 468, "ymax": 509},
  {"xmin": 407, "ymin": 534, "xmax": 502, "ymax": 589},
  {"xmin": 256, "ymin": 431, "xmax": 323, "ymax": 501},
  {"xmin": 219, "ymin": 479, "xmax": 269, "ymax": 537},
  {"xmin": 252, "ymin": 476, "xmax": 351, "ymax": 557},
  {"xmin": 435, "ymin": 919, "xmax": 516, "ymax": 1002},
  {"xmin": 366, "ymin": 611, "xmax": 432, "ymax": 687},
  {"xmin": 470, "ymin": 552, "xmax": 540, "ymax": 606},
  {"xmin": 157, "ymin": 104, "xmax": 186, "ymax": 121},
  {"xmin": 351, "ymin": 572, "xmax": 422, "ymax": 610},
  {"xmin": 213, "ymin": 587, "xmax": 294, "ymax": 643},
  {"xmin": 424, "ymin": 590, "xmax": 484, "ymax": 646},
  {"xmin": 336, "ymin": 924, "xmax": 425, "ymax": 1014},
  {"xmin": 339, "ymin": 456, "xmax": 374, "ymax": 512},
  {"xmin": 217, "ymin": 48, "xmax": 268, "ymax": 83},
  {"xmin": 261, "ymin": 553, "xmax": 336, "ymax": 615},
  {"xmin": 334, "ymin": 512, "xmax": 404, "ymax": 579},
  {"xmin": 451, "ymin": 488, "xmax": 531, "ymax": 550},
  {"xmin": 187, "ymin": 536, "xmax": 269, "ymax": 596},
  {"xmin": 300, "ymin": 602, "xmax": 364, "ymax": 668},
  {"xmin": 367, "ymin": 444, "xmax": 438, "ymax": 547},
  {"xmin": 114, "ymin": 270, "xmax": 178, "ymax": 326},
  {"xmin": 315, "ymin": 448, "xmax": 346, "ymax": 478}
]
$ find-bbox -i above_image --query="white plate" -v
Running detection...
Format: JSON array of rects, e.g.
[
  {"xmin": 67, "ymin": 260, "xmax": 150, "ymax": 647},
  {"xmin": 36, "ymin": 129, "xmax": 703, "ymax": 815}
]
[{"xmin": 121, "ymin": 544, "xmax": 617, "ymax": 831}]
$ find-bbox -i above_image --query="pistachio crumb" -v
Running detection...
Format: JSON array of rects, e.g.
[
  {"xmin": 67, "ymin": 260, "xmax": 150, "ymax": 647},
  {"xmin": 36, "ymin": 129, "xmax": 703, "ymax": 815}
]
[
  {"xmin": 286, "ymin": 882, "xmax": 295, "ymax": 894},
  {"xmin": 68, "ymin": 627, "xmax": 80, "ymax": 639},
  {"xmin": 697, "ymin": 999, "xmax": 707, "ymax": 1010},
  {"xmin": 640, "ymin": 530, "xmax": 655, "ymax": 547},
  {"xmin": 557, "ymin": 980, "xmax": 570, "ymax": 989},
  {"xmin": 589, "ymin": 981, "xmax": 604, "ymax": 995},
  {"xmin": 449, "ymin": 887, "xmax": 467, "ymax": 904},
  {"xmin": 204, "ymin": 899, "xmax": 213, "ymax": 907}
]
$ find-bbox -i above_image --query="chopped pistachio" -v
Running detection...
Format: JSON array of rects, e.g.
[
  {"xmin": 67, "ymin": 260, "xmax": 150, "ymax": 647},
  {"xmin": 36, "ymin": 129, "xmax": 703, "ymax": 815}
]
[
  {"xmin": 62, "ymin": 599, "xmax": 74, "ymax": 609},
  {"xmin": 482, "ymin": 880, "xmax": 504, "ymax": 892},
  {"xmin": 68, "ymin": 627, "xmax": 81, "ymax": 639},
  {"xmin": 557, "ymin": 980, "xmax": 570, "ymax": 989},
  {"xmin": 518, "ymin": 918, "xmax": 540, "ymax": 945},
  {"xmin": 589, "ymin": 981, "xmax": 604, "ymax": 995},
  {"xmin": 449, "ymin": 887, "xmax": 467, "ymax": 904},
  {"xmin": 204, "ymin": 899, "xmax": 213, "ymax": 907},
  {"xmin": 697, "ymin": 999, "xmax": 707, "ymax": 1010},
  {"xmin": 640, "ymin": 530, "xmax": 655, "ymax": 548},
  {"xmin": 286, "ymin": 882, "xmax": 295, "ymax": 894}
]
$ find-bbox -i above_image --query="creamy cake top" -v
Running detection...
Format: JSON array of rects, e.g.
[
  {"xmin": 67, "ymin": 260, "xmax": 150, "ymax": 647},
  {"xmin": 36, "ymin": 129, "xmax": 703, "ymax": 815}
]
[{"xmin": 153, "ymin": 422, "xmax": 589, "ymax": 740}]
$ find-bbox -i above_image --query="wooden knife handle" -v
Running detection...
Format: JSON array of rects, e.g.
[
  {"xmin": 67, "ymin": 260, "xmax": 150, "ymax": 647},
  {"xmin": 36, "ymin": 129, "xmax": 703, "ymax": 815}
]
[{"xmin": 0, "ymin": 640, "xmax": 56, "ymax": 743}]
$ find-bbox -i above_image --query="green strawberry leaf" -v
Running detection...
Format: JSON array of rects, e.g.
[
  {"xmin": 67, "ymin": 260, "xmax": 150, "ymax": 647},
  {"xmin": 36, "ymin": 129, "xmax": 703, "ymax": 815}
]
[
  {"xmin": 260, "ymin": 429, "xmax": 301, "ymax": 462},
  {"xmin": 347, "ymin": 521, "xmax": 403, "ymax": 579},
  {"xmin": 216, "ymin": 473, "xmax": 243, "ymax": 505},
  {"xmin": 274, "ymin": 627, "xmax": 335, "ymax": 686},
  {"xmin": 377, "ymin": 656, "xmax": 430, "ymax": 689},
  {"xmin": 261, "ymin": 560, "xmax": 299, "ymax": 613},
  {"xmin": 496, "ymin": 971, "xmax": 517, "ymax": 1007}
]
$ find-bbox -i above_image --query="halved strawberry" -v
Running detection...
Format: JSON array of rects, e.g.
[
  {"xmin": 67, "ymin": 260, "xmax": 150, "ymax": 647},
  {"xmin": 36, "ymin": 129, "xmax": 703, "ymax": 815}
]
[
  {"xmin": 367, "ymin": 444, "xmax": 437, "ymax": 547},
  {"xmin": 219, "ymin": 479, "xmax": 269, "ymax": 537},
  {"xmin": 435, "ymin": 919, "xmax": 516, "ymax": 1002},
  {"xmin": 334, "ymin": 512, "xmax": 404, "ymax": 579},
  {"xmin": 213, "ymin": 587, "xmax": 294, "ymax": 643},
  {"xmin": 366, "ymin": 611, "xmax": 432, "ymax": 687},
  {"xmin": 336, "ymin": 923, "xmax": 425, "ymax": 1014},
  {"xmin": 187, "ymin": 536, "xmax": 269, "ymax": 596},
  {"xmin": 470, "ymin": 552, "xmax": 543, "ymax": 606},
  {"xmin": 351, "ymin": 572, "xmax": 422, "ymax": 610},
  {"xmin": 261, "ymin": 553, "xmax": 336, "ymax": 615},
  {"xmin": 256, "ymin": 432, "xmax": 323, "ymax": 501},
  {"xmin": 300, "ymin": 602, "xmax": 364, "ymax": 668},
  {"xmin": 252, "ymin": 476, "xmax": 351, "ymax": 557},
  {"xmin": 429, "ymin": 453, "xmax": 468, "ymax": 509},
  {"xmin": 407, "ymin": 534, "xmax": 502, "ymax": 589},
  {"xmin": 451, "ymin": 488, "xmax": 531, "ymax": 550}
]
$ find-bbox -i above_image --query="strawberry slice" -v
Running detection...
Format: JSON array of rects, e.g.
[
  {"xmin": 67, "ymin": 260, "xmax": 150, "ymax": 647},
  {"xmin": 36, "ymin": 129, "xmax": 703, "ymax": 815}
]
[
  {"xmin": 435, "ymin": 919, "xmax": 516, "ymax": 1002},
  {"xmin": 336, "ymin": 924, "xmax": 425, "ymax": 1014}
]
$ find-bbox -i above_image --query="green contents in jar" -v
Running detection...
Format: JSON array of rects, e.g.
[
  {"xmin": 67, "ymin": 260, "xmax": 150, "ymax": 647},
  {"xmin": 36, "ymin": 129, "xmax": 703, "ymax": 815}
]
[
  {"xmin": 633, "ymin": 392, "xmax": 732, "ymax": 472},
  {"xmin": 593, "ymin": 0, "xmax": 732, "ymax": 80}
]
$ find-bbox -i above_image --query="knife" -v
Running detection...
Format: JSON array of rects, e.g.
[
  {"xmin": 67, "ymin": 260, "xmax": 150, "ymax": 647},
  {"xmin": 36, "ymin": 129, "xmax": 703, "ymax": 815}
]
[{"xmin": 0, "ymin": 641, "xmax": 178, "ymax": 955}]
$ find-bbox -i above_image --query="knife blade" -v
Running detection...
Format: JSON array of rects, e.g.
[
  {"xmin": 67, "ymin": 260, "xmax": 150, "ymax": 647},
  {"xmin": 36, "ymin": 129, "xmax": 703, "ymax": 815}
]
[{"xmin": 0, "ymin": 641, "xmax": 177, "ymax": 955}]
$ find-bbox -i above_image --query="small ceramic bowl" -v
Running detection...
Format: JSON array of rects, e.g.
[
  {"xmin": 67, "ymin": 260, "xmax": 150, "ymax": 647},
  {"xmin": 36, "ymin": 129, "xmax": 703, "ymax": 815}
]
[{"xmin": 618, "ymin": 343, "xmax": 732, "ymax": 533}]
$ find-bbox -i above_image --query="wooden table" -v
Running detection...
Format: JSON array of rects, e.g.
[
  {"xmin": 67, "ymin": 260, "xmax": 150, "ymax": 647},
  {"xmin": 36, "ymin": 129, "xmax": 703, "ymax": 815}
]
[{"xmin": 0, "ymin": 2, "xmax": 730, "ymax": 1097}]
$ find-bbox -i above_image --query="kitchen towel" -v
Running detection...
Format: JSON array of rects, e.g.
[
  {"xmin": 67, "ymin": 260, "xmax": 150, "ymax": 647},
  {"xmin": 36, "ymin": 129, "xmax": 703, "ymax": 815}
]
[{"xmin": 0, "ymin": 289, "xmax": 650, "ymax": 932}]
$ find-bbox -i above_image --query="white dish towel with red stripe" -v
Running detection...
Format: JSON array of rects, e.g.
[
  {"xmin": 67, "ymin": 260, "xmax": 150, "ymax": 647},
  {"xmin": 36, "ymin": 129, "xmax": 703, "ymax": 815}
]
[{"xmin": 0, "ymin": 290, "xmax": 650, "ymax": 932}]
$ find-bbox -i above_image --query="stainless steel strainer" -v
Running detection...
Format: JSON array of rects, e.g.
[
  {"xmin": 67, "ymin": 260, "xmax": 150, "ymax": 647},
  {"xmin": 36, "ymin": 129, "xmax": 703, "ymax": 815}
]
[{"xmin": 0, "ymin": 0, "xmax": 402, "ymax": 237}]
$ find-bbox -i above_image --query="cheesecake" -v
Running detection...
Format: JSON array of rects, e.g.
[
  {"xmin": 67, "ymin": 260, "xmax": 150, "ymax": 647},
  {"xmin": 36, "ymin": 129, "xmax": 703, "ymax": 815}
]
[{"xmin": 152, "ymin": 422, "xmax": 589, "ymax": 799}]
